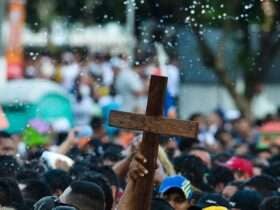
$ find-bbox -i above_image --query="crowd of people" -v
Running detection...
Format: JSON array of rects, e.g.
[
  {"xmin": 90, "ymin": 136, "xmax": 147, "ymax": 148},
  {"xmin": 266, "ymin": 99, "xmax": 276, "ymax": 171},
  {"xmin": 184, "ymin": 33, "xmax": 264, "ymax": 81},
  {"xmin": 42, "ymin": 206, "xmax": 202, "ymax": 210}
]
[{"xmin": 0, "ymin": 51, "xmax": 279, "ymax": 210}]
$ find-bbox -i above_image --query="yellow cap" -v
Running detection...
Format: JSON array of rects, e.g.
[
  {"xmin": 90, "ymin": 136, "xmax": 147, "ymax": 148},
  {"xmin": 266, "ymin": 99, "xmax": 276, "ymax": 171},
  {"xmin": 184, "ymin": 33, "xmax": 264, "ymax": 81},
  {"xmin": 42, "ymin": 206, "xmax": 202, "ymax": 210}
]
[{"xmin": 203, "ymin": 206, "xmax": 228, "ymax": 210}]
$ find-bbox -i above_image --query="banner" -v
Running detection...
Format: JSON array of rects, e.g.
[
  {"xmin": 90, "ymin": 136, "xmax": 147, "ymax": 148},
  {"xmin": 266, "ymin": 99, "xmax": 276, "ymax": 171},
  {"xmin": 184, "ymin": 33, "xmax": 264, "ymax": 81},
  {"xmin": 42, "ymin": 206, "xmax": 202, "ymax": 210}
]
[{"xmin": 6, "ymin": 0, "xmax": 25, "ymax": 79}]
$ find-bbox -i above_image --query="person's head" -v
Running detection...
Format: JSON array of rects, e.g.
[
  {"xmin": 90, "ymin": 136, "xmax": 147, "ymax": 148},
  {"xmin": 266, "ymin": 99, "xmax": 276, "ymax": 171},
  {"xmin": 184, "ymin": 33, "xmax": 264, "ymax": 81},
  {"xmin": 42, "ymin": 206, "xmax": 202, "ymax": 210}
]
[
  {"xmin": 243, "ymin": 175, "xmax": 279, "ymax": 197},
  {"xmin": 44, "ymin": 169, "xmax": 72, "ymax": 196},
  {"xmin": 102, "ymin": 144, "xmax": 123, "ymax": 166},
  {"xmin": 259, "ymin": 196, "xmax": 280, "ymax": 210},
  {"xmin": 0, "ymin": 155, "xmax": 20, "ymax": 178},
  {"xmin": 263, "ymin": 161, "xmax": 280, "ymax": 178},
  {"xmin": 207, "ymin": 112, "xmax": 223, "ymax": 128},
  {"xmin": 59, "ymin": 181, "xmax": 105, "ymax": 210},
  {"xmin": 34, "ymin": 196, "xmax": 79, "ymax": 210},
  {"xmin": 222, "ymin": 181, "xmax": 244, "ymax": 199},
  {"xmin": 0, "ymin": 131, "xmax": 17, "ymax": 156},
  {"xmin": 233, "ymin": 117, "xmax": 252, "ymax": 138},
  {"xmin": 21, "ymin": 179, "xmax": 52, "ymax": 205},
  {"xmin": 0, "ymin": 178, "xmax": 23, "ymax": 209},
  {"xmin": 188, "ymin": 193, "xmax": 231, "ymax": 210},
  {"xmin": 16, "ymin": 169, "xmax": 40, "ymax": 182},
  {"xmin": 230, "ymin": 189, "xmax": 262, "ymax": 210},
  {"xmin": 95, "ymin": 166, "xmax": 119, "ymax": 202},
  {"xmin": 174, "ymin": 155, "xmax": 209, "ymax": 191},
  {"xmin": 207, "ymin": 166, "xmax": 234, "ymax": 193},
  {"xmin": 90, "ymin": 117, "xmax": 104, "ymax": 134},
  {"xmin": 189, "ymin": 147, "xmax": 211, "ymax": 168},
  {"xmin": 81, "ymin": 173, "xmax": 113, "ymax": 210},
  {"xmin": 151, "ymin": 198, "xmax": 174, "ymax": 210},
  {"xmin": 159, "ymin": 175, "xmax": 192, "ymax": 210},
  {"xmin": 189, "ymin": 113, "xmax": 206, "ymax": 130},
  {"xmin": 215, "ymin": 129, "xmax": 234, "ymax": 149},
  {"xmin": 222, "ymin": 157, "xmax": 253, "ymax": 181}
]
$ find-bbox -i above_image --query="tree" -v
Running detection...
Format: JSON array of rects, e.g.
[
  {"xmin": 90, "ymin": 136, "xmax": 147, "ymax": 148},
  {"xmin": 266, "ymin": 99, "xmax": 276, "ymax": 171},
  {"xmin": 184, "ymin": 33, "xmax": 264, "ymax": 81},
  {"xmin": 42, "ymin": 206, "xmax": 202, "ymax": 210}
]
[
  {"xmin": 185, "ymin": 0, "xmax": 280, "ymax": 119},
  {"xmin": 136, "ymin": 0, "xmax": 280, "ymax": 119}
]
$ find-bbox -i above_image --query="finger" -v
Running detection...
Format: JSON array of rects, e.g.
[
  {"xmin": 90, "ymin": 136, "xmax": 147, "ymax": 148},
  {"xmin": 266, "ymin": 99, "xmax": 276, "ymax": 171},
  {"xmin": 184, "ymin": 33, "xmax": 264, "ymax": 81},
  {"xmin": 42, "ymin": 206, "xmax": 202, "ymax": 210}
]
[
  {"xmin": 136, "ymin": 163, "xmax": 148, "ymax": 175},
  {"xmin": 129, "ymin": 171, "xmax": 138, "ymax": 181},
  {"xmin": 135, "ymin": 169, "xmax": 145, "ymax": 178},
  {"xmin": 135, "ymin": 153, "xmax": 147, "ymax": 163}
]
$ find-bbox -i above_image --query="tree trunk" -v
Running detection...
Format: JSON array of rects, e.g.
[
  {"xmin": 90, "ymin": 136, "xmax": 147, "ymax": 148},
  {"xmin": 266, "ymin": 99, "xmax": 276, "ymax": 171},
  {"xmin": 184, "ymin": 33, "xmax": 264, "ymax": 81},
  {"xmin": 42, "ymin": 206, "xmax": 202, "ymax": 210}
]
[{"xmin": 192, "ymin": 28, "xmax": 252, "ymax": 119}]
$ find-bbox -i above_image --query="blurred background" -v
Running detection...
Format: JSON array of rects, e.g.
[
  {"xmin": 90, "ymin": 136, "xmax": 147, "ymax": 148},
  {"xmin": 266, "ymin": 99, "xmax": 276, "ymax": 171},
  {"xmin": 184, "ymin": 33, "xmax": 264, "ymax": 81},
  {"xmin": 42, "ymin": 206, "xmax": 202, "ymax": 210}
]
[{"xmin": 0, "ymin": 0, "xmax": 280, "ymax": 133}]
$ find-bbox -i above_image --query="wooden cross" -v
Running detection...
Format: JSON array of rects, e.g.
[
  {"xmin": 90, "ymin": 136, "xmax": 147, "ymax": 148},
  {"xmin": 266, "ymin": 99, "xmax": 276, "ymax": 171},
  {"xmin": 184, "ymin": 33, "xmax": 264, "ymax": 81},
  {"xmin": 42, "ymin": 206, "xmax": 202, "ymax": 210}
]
[{"xmin": 109, "ymin": 75, "xmax": 198, "ymax": 210}]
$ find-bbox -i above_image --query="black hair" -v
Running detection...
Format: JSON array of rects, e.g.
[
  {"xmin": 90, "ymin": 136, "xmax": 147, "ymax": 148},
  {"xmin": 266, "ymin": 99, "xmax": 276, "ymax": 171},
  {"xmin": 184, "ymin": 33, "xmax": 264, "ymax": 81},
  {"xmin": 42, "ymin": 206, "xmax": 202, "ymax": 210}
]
[
  {"xmin": 21, "ymin": 179, "xmax": 52, "ymax": 204},
  {"xmin": 44, "ymin": 169, "xmax": 72, "ymax": 195},
  {"xmin": 0, "ymin": 155, "xmax": 20, "ymax": 178},
  {"xmin": 212, "ymin": 153, "xmax": 232, "ymax": 166},
  {"xmin": 244, "ymin": 175, "xmax": 280, "ymax": 197},
  {"xmin": 95, "ymin": 166, "xmax": 119, "ymax": 189},
  {"xmin": 269, "ymin": 154, "xmax": 280, "ymax": 164},
  {"xmin": 226, "ymin": 181, "xmax": 245, "ymax": 190},
  {"xmin": 263, "ymin": 161, "xmax": 280, "ymax": 178},
  {"xmin": 173, "ymin": 155, "xmax": 209, "ymax": 191},
  {"xmin": 102, "ymin": 143, "xmax": 124, "ymax": 163},
  {"xmin": 81, "ymin": 173, "xmax": 113, "ymax": 210},
  {"xmin": 90, "ymin": 117, "xmax": 103, "ymax": 130},
  {"xmin": 69, "ymin": 158, "xmax": 100, "ymax": 181},
  {"xmin": 0, "ymin": 177, "xmax": 24, "ymax": 209},
  {"xmin": 189, "ymin": 113, "xmax": 204, "ymax": 121},
  {"xmin": 56, "ymin": 132, "xmax": 69, "ymax": 146},
  {"xmin": 17, "ymin": 169, "xmax": 41, "ymax": 182},
  {"xmin": 151, "ymin": 198, "xmax": 174, "ymax": 210},
  {"xmin": 0, "ymin": 131, "xmax": 12, "ymax": 138},
  {"xmin": 22, "ymin": 159, "xmax": 48, "ymax": 176},
  {"xmin": 207, "ymin": 166, "xmax": 234, "ymax": 189},
  {"xmin": 66, "ymin": 181, "xmax": 105, "ymax": 210},
  {"xmin": 178, "ymin": 137, "xmax": 198, "ymax": 152},
  {"xmin": 259, "ymin": 196, "xmax": 280, "ymax": 210}
]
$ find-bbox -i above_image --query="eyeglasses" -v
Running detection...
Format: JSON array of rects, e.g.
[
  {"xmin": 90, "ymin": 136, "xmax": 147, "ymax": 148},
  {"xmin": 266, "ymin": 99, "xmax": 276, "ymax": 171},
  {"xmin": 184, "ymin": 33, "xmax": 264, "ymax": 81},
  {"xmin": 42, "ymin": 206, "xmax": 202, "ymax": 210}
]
[{"xmin": 34, "ymin": 196, "xmax": 79, "ymax": 210}]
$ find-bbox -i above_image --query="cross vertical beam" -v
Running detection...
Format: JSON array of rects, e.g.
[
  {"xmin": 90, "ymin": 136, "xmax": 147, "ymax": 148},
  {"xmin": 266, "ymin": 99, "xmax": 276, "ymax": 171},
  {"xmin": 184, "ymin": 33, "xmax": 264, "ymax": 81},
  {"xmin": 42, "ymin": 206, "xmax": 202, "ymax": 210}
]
[
  {"xmin": 131, "ymin": 75, "xmax": 167, "ymax": 210},
  {"xmin": 109, "ymin": 75, "xmax": 199, "ymax": 210}
]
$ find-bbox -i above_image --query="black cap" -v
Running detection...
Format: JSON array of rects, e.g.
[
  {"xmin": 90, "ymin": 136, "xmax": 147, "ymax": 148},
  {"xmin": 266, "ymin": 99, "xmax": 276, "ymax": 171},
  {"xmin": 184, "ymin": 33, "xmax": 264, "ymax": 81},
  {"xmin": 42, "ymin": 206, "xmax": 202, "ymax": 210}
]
[
  {"xmin": 230, "ymin": 189, "xmax": 262, "ymax": 210},
  {"xmin": 189, "ymin": 193, "xmax": 231, "ymax": 210},
  {"xmin": 34, "ymin": 196, "xmax": 78, "ymax": 210}
]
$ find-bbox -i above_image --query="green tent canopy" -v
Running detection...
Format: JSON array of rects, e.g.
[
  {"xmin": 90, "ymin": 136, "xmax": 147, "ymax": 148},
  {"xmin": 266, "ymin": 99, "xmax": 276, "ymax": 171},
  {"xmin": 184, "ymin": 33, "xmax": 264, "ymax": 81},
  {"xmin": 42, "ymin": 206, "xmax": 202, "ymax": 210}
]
[{"xmin": 0, "ymin": 79, "xmax": 74, "ymax": 133}]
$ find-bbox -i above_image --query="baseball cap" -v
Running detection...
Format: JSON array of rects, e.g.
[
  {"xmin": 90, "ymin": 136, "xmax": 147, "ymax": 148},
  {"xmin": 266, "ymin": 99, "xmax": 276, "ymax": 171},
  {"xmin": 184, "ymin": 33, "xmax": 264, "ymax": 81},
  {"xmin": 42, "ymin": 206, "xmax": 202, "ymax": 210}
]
[
  {"xmin": 188, "ymin": 193, "xmax": 231, "ymax": 210},
  {"xmin": 159, "ymin": 175, "xmax": 192, "ymax": 200},
  {"xmin": 34, "ymin": 196, "xmax": 78, "ymax": 210},
  {"xmin": 230, "ymin": 189, "xmax": 262, "ymax": 210},
  {"xmin": 222, "ymin": 156, "xmax": 253, "ymax": 177}
]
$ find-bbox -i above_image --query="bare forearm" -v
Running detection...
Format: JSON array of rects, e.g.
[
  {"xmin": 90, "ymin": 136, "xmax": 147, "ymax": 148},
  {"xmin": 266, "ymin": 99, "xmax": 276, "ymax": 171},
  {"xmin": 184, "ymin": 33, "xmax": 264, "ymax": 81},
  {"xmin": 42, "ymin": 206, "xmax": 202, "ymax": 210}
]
[
  {"xmin": 116, "ymin": 180, "xmax": 135, "ymax": 210},
  {"xmin": 57, "ymin": 140, "xmax": 74, "ymax": 155}
]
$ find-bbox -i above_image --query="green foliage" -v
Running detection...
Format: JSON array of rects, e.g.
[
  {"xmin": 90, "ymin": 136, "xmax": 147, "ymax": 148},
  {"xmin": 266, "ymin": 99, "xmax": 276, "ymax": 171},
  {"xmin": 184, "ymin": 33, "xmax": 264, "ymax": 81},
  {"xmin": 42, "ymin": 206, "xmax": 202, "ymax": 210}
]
[{"xmin": 26, "ymin": 0, "xmax": 126, "ymax": 30}]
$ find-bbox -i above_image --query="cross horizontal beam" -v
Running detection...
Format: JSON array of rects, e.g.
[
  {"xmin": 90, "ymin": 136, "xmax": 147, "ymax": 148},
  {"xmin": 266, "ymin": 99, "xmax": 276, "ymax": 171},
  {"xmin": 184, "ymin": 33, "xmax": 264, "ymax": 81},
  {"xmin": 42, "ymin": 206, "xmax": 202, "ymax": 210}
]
[{"xmin": 109, "ymin": 110, "xmax": 198, "ymax": 138}]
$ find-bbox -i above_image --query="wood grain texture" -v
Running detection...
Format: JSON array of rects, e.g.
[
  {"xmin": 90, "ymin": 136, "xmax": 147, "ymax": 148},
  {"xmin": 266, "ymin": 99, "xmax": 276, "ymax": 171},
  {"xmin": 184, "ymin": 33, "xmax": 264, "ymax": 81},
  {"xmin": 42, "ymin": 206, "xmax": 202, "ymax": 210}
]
[
  {"xmin": 109, "ymin": 111, "xmax": 198, "ymax": 138},
  {"xmin": 108, "ymin": 75, "xmax": 198, "ymax": 210},
  {"xmin": 132, "ymin": 75, "xmax": 167, "ymax": 210}
]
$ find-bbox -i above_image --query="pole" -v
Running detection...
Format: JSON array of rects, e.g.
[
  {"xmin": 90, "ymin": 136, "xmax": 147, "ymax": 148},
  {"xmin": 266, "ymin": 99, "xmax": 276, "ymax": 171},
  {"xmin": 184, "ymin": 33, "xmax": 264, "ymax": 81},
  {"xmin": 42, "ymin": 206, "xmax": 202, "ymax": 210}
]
[
  {"xmin": 126, "ymin": 0, "xmax": 135, "ymax": 66},
  {"xmin": 6, "ymin": 0, "xmax": 25, "ymax": 79},
  {"xmin": 0, "ymin": 0, "xmax": 7, "ymax": 86}
]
